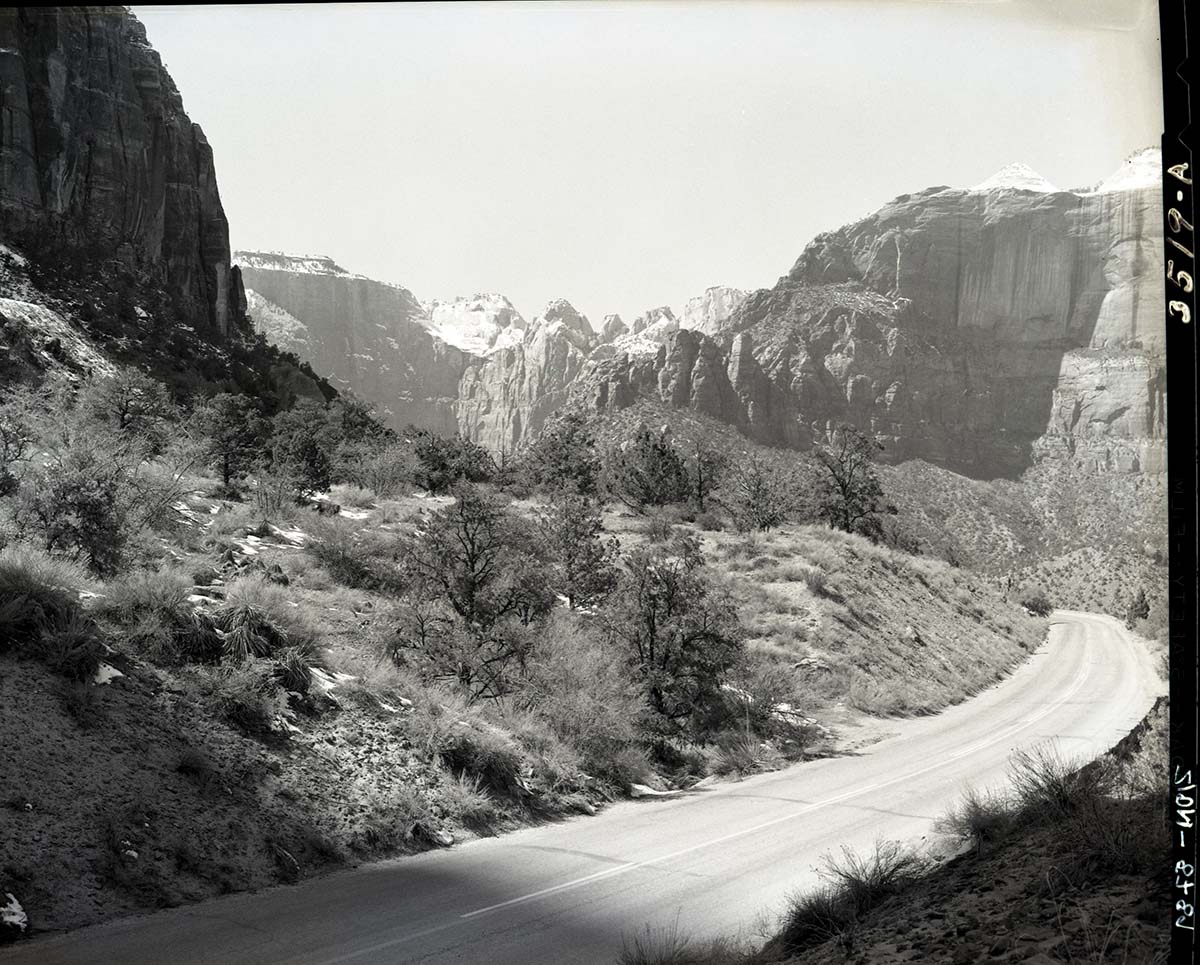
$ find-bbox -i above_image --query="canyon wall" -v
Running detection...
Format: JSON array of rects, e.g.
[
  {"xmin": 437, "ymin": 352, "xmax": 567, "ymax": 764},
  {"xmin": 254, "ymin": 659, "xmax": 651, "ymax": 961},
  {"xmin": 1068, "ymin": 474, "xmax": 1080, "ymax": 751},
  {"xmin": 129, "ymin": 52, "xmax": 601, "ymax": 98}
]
[
  {"xmin": 0, "ymin": 6, "xmax": 240, "ymax": 334},
  {"xmin": 238, "ymin": 253, "xmax": 470, "ymax": 433},
  {"xmin": 562, "ymin": 152, "xmax": 1164, "ymax": 479}
]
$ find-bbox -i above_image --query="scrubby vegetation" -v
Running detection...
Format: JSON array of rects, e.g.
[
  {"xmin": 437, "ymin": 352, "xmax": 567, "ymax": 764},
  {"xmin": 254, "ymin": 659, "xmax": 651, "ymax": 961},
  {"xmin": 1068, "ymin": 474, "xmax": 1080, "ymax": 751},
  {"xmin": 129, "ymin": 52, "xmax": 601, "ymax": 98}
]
[{"xmin": 0, "ymin": 363, "xmax": 1047, "ymax": 937}]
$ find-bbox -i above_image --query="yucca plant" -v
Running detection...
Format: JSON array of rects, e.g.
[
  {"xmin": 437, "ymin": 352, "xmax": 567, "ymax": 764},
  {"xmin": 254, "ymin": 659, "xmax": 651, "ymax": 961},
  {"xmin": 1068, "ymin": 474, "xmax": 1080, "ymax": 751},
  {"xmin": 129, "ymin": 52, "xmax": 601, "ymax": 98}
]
[{"xmin": 216, "ymin": 602, "xmax": 289, "ymax": 663}]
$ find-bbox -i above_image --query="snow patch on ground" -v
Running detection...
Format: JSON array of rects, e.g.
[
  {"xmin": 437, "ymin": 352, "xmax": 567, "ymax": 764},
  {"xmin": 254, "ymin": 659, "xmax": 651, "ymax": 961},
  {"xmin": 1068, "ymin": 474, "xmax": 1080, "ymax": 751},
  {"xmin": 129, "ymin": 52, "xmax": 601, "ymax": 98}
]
[
  {"xmin": 1, "ymin": 892, "xmax": 27, "ymax": 934},
  {"xmin": 94, "ymin": 663, "xmax": 125, "ymax": 686}
]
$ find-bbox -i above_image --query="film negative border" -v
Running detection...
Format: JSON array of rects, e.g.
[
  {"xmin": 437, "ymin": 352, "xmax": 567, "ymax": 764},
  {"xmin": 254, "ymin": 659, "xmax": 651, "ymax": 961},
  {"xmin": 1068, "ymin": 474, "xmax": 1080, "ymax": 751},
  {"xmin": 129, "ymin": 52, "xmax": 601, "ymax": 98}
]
[{"xmin": 1162, "ymin": 0, "xmax": 1198, "ymax": 962}]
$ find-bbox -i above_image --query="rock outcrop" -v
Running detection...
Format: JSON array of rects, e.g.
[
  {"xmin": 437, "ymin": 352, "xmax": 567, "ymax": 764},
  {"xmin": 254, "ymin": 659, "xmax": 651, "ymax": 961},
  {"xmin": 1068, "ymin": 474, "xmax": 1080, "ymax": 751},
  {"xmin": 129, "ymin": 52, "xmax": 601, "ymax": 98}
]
[
  {"xmin": 457, "ymin": 299, "xmax": 596, "ymax": 451},
  {"xmin": 0, "ymin": 7, "xmax": 240, "ymax": 335},
  {"xmin": 238, "ymin": 252, "xmax": 471, "ymax": 433},
  {"xmin": 421, "ymin": 293, "xmax": 527, "ymax": 356},
  {"xmin": 679, "ymin": 286, "xmax": 749, "ymax": 337}
]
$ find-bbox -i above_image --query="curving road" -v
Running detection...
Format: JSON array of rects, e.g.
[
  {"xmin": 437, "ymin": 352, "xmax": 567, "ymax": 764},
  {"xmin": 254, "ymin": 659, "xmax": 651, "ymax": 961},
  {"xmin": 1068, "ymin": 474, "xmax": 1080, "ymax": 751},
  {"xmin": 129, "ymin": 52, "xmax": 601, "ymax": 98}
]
[{"xmin": 3, "ymin": 611, "xmax": 1162, "ymax": 965}]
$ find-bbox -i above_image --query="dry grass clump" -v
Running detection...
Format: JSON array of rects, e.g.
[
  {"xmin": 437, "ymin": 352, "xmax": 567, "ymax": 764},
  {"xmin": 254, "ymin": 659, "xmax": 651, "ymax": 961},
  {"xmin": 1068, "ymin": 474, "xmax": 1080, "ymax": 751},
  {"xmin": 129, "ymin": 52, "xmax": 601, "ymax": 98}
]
[
  {"xmin": 0, "ymin": 543, "xmax": 104, "ymax": 680},
  {"xmin": 618, "ymin": 919, "xmax": 748, "ymax": 965},
  {"xmin": 707, "ymin": 731, "xmax": 785, "ymax": 779},
  {"xmin": 330, "ymin": 483, "xmax": 376, "ymax": 508},
  {"xmin": 934, "ymin": 784, "xmax": 1017, "ymax": 852},
  {"xmin": 775, "ymin": 841, "xmax": 928, "ymax": 953}
]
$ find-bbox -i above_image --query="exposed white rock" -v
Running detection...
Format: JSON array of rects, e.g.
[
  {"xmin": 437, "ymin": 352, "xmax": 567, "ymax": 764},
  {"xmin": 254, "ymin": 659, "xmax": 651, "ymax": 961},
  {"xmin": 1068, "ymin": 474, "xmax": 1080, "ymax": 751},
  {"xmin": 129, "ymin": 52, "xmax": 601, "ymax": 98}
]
[
  {"xmin": 421, "ymin": 293, "xmax": 528, "ymax": 356},
  {"xmin": 1085, "ymin": 146, "xmax": 1161, "ymax": 195},
  {"xmin": 245, "ymin": 289, "xmax": 310, "ymax": 356},
  {"xmin": 971, "ymin": 162, "xmax": 1058, "ymax": 193},
  {"xmin": 1, "ymin": 892, "xmax": 28, "ymax": 938},
  {"xmin": 679, "ymin": 286, "xmax": 749, "ymax": 337},
  {"xmin": 0, "ymin": 297, "xmax": 115, "ymax": 375}
]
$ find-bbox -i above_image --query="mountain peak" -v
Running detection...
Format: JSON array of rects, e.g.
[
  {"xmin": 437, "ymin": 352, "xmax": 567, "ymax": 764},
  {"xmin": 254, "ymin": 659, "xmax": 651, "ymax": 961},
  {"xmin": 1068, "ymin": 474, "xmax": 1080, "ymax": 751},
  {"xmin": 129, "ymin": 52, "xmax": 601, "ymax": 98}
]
[
  {"xmin": 971, "ymin": 162, "xmax": 1058, "ymax": 194},
  {"xmin": 1086, "ymin": 146, "xmax": 1161, "ymax": 194}
]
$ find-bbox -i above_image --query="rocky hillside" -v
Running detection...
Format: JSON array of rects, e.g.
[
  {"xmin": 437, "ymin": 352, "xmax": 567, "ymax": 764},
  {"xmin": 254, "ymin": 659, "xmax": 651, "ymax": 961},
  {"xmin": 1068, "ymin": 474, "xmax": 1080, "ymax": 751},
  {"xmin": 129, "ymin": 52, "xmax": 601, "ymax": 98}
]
[{"xmin": 0, "ymin": 6, "xmax": 242, "ymax": 337}]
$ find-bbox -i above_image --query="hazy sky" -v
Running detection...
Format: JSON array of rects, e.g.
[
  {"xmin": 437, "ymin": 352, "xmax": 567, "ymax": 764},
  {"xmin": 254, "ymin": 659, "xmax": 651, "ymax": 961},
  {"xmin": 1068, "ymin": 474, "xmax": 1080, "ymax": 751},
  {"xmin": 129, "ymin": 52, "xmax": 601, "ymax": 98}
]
[{"xmin": 136, "ymin": 1, "xmax": 1161, "ymax": 325}]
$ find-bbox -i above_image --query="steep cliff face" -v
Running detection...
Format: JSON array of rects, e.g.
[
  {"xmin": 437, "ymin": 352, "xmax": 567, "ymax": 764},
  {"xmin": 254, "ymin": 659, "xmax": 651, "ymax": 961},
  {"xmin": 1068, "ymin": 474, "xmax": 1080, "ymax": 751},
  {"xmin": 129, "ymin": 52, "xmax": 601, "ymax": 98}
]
[
  {"xmin": 0, "ymin": 6, "xmax": 239, "ymax": 335},
  {"xmin": 571, "ymin": 150, "xmax": 1164, "ymax": 479},
  {"xmin": 680, "ymin": 286, "xmax": 749, "ymax": 336},
  {"xmin": 457, "ymin": 299, "xmax": 596, "ymax": 451},
  {"xmin": 238, "ymin": 252, "xmax": 471, "ymax": 433}
]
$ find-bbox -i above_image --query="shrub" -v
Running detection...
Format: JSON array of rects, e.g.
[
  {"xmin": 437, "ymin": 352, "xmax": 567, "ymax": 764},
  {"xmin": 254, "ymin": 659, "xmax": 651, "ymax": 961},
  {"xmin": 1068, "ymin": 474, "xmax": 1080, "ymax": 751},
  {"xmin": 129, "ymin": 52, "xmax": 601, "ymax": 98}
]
[
  {"xmin": 604, "ymin": 426, "xmax": 690, "ymax": 512},
  {"xmin": 0, "ymin": 544, "xmax": 87, "ymax": 650},
  {"xmin": 273, "ymin": 647, "xmax": 313, "ymax": 694},
  {"xmin": 410, "ymin": 429, "xmax": 494, "ymax": 494},
  {"xmin": 603, "ymin": 535, "xmax": 744, "ymax": 739},
  {"xmin": 618, "ymin": 920, "xmax": 746, "ymax": 965},
  {"xmin": 520, "ymin": 412, "xmax": 602, "ymax": 496},
  {"xmin": 435, "ymin": 720, "xmax": 528, "ymax": 798},
  {"xmin": 935, "ymin": 785, "xmax": 1017, "ymax": 852},
  {"xmin": 96, "ymin": 568, "xmax": 222, "ymax": 666},
  {"xmin": 194, "ymin": 662, "xmax": 288, "ymax": 735},
  {"xmin": 777, "ymin": 841, "xmax": 926, "ymax": 952},
  {"xmin": 334, "ymin": 484, "xmax": 376, "ymax": 508},
  {"xmin": 1008, "ymin": 743, "xmax": 1097, "ymax": 821},
  {"xmin": 518, "ymin": 616, "xmax": 646, "ymax": 786},
  {"xmin": 708, "ymin": 731, "xmax": 785, "ymax": 779},
  {"xmin": 216, "ymin": 602, "xmax": 290, "ymax": 663},
  {"xmin": 305, "ymin": 519, "xmax": 402, "ymax": 592},
  {"xmin": 339, "ymin": 443, "xmax": 416, "ymax": 498},
  {"xmin": 721, "ymin": 453, "xmax": 798, "ymax": 532},
  {"xmin": 352, "ymin": 787, "xmax": 434, "ymax": 854},
  {"xmin": 440, "ymin": 773, "xmax": 501, "ymax": 833},
  {"xmin": 1020, "ymin": 589, "xmax": 1053, "ymax": 617},
  {"xmin": 34, "ymin": 613, "xmax": 106, "ymax": 681},
  {"xmin": 800, "ymin": 567, "xmax": 829, "ymax": 597}
]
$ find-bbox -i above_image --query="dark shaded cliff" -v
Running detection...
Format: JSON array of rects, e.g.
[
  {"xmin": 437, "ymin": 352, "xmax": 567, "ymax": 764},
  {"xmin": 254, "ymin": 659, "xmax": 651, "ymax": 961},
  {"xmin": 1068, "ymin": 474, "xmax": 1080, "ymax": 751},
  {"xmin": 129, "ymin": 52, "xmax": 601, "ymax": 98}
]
[{"xmin": 0, "ymin": 6, "xmax": 239, "ymax": 334}]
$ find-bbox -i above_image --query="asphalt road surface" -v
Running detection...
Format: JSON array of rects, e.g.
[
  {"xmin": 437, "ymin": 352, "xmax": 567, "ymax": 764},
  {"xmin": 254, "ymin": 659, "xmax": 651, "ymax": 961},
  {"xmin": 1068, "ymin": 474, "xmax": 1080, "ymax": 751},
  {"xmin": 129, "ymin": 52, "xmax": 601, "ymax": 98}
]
[{"xmin": 3, "ymin": 611, "xmax": 1162, "ymax": 965}]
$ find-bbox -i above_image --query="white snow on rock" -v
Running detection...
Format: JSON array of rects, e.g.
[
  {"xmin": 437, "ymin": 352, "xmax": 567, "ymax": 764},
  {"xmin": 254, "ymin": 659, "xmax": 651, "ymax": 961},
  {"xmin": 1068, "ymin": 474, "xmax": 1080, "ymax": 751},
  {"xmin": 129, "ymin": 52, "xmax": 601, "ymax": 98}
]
[
  {"xmin": 1084, "ymin": 146, "xmax": 1161, "ymax": 195},
  {"xmin": 0, "ymin": 243, "xmax": 27, "ymax": 267},
  {"xmin": 1, "ymin": 892, "xmax": 27, "ymax": 935},
  {"xmin": 420, "ymin": 293, "xmax": 528, "ymax": 356},
  {"xmin": 629, "ymin": 783, "xmax": 682, "ymax": 799},
  {"xmin": 234, "ymin": 251, "xmax": 376, "ymax": 281},
  {"xmin": 93, "ymin": 663, "xmax": 125, "ymax": 686},
  {"xmin": 971, "ymin": 162, "xmax": 1059, "ymax": 193},
  {"xmin": 245, "ymin": 289, "xmax": 310, "ymax": 354},
  {"xmin": 0, "ymin": 297, "xmax": 115, "ymax": 375}
]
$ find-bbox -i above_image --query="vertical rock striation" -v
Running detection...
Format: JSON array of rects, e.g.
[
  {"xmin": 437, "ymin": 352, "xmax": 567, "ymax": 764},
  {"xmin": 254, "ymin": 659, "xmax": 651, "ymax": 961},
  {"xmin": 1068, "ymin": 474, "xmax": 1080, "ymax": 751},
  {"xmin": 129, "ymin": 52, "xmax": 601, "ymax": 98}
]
[
  {"xmin": 238, "ymin": 253, "xmax": 471, "ymax": 433},
  {"xmin": 0, "ymin": 6, "xmax": 239, "ymax": 334}
]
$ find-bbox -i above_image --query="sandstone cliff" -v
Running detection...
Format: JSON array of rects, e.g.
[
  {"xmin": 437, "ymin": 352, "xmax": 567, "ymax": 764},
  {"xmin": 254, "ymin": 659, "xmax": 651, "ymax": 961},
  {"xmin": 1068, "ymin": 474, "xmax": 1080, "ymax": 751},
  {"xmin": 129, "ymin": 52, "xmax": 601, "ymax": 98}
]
[
  {"xmin": 238, "ymin": 252, "xmax": 471, "ymax": 433},
  {"xmin": 0, "ymin": 6, "xmax": 240, "ymax": 335},
  {"xmin": 456, "ymin": 299, "xmax": 596, "ymax": 451},
  {"xmin": 567, "ymin": 150, "xmax": 1164, "ymax": 479}
]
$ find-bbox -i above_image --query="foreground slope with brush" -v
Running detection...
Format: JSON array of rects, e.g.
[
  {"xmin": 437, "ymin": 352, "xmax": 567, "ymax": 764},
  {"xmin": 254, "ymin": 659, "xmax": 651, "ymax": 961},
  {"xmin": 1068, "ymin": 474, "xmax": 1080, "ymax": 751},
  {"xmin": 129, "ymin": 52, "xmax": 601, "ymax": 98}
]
[{"xmin": 0, "ymin": 612, "xmax": 1160, "ymax": 965}]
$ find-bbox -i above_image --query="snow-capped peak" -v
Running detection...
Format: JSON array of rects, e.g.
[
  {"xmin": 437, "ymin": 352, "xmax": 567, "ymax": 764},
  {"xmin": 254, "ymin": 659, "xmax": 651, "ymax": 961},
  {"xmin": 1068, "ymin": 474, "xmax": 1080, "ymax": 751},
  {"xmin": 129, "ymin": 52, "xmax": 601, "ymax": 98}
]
[
  {"xmin": 1085, "ymin": 146, "xmax": 1161, "ymax": 195},
  {"xmin": 971, "ymin": 162, "xmax": 1059, "ymax": 194},
  {"xmin": 419, "ymin": 292, "xmax": 528, "ymax": 356}
]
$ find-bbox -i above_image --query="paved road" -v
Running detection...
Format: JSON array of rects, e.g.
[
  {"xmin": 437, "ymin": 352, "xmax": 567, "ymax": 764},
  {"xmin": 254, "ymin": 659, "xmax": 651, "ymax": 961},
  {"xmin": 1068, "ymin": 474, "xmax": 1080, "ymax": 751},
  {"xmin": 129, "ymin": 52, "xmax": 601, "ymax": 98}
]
[{"xmin": 3, "ymin": 611, "xmax": 1162, "ymax": 965}]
